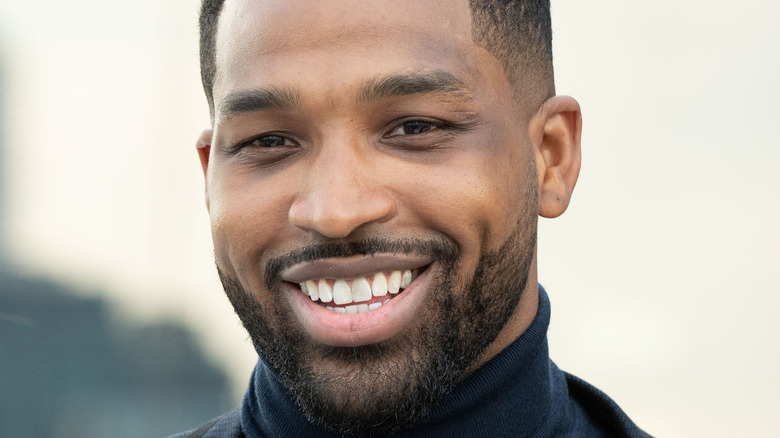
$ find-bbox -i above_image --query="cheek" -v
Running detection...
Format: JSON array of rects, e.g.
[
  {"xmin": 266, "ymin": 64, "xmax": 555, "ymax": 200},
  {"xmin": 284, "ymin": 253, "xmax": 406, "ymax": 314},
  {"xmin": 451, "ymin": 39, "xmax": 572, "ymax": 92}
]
[
  {"xmin": 207, "ymin": 166, "xmax": 294, "ymax": 279},
  {"xmin": 395, "ymin": 147, "xmax": 531, "ymax": 258}
]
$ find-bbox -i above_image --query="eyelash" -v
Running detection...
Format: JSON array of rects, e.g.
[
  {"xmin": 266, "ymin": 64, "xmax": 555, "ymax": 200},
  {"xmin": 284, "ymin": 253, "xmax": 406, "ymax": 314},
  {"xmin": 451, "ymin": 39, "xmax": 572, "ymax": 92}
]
[
  {"xmin": 386, "ymin": 119, "xmax": 445, "ymax": 137},
  {"xmin": 228, "ymin": 133, "xmax": 297, "ymax": 154},
  {"xmin": 227, "ymin": 117, "xmax": 460, "ymax": 155},
  {"xmin": 247, "ymin": 134, "xmax": 295, "ymax": 148}
]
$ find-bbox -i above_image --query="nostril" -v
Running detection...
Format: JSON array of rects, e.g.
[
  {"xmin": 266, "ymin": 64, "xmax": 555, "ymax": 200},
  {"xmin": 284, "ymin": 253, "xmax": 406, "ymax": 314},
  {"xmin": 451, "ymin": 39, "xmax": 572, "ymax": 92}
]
[{"xmin": 288, "ymin": 191, "xmax": 397, "ymax": 239}]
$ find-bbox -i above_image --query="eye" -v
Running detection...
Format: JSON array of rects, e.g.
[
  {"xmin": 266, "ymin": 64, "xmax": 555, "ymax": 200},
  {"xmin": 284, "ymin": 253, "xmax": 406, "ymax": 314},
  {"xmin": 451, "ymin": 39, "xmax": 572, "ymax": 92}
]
[
  {"xmin": 246, "ymin": 134, "xmax": 296, "ymax": 148},
  {"xmin": 387, "ymin": 120, "xmax": 439, "ymax": 136}
]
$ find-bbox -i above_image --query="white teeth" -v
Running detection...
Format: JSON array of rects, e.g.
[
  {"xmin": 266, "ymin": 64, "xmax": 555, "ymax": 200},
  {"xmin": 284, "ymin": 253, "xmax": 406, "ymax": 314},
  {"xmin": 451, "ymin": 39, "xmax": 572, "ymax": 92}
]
[
  {"xmin": 317, "ymin": 279, "xmax": 331, "ymax": 303},
  {"xmin": 372, "ymin": 273, "xmax": 388, "ymax": 297},
  {"xmin": 303, "ymin": 267, "xmax": 421, "ymax": 307},
  {"xmin": 318, "ymin": 280, "xmax": 333, "ymax": 303},
  {"xmin": 352, "ymin": 277, "xmax": 372, "ymax": 302},
  {"xmin": 388, "ymin": 271, "xmax": 401, "ymax": 294},
  {"xmin": 308, "ymin": 280, "xmax": 319, "ymax": 301},
  {"xmin": 324, "ymin": 297, "xmax": 391, "ymax": 313},
  {"xmin": 333, "ymin": 279, "xmax": 352, "ymax": 305},
  {"xmin": 401, "ymin": 269, "xmax": 412, "ymax": 288},
  {"xmin": 306, "ymin": 280, "xmax": 317, "ymax": 297}
]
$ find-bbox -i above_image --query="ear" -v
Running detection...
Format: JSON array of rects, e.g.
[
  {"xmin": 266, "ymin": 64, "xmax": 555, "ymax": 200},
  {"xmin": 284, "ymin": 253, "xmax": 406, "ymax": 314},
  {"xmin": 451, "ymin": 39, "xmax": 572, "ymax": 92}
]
[
  {"xmin": 528, "ymin": 96, "xmax": 582, "ymax": 218},
  {"xmin": 196, "ymin": 128, "xmax": 213, "ymax": 210}
]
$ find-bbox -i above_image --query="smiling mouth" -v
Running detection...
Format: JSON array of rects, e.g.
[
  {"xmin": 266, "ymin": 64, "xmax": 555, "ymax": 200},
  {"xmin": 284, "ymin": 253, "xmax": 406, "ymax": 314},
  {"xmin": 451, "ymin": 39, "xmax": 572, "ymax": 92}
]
[{"xmin": 295, "ymin": 268, "xmax": 424, "ymax": 314}]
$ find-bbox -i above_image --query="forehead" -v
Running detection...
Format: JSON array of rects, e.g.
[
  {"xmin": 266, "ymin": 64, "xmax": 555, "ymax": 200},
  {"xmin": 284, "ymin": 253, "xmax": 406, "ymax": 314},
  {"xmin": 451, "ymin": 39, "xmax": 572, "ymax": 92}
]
[
  {"xmin": 217, "ymin": 0, "xmax": 473, "ymax": 54},
  {"xmin": 211, "ymin": 0, "xmax": 511, "ymax": 110}
]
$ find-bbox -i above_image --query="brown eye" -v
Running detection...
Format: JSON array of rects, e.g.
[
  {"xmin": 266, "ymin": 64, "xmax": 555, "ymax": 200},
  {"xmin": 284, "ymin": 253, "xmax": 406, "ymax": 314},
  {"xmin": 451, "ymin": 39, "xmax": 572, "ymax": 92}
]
[
  {"xmin": 388, "ymin": 121, "xmax": 437, "ymax": 136},
  {"xmin": 249, "ymin": 135, "xmax": 295, "ymax": 148}
]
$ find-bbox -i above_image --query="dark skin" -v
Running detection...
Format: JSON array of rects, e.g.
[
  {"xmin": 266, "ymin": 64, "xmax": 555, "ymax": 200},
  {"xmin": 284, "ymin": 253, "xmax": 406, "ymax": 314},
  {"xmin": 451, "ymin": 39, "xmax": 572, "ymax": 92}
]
[{"xmin": 196, "ymin": 0, "xmax": 581, "ymax": 429}]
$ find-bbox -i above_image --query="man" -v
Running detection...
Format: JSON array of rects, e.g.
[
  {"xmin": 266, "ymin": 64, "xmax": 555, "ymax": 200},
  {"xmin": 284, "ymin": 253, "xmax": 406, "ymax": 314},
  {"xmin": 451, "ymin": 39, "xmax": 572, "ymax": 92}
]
[{"xmin": 175, "ymin": 0, "xmax": 650, "ymax": 436}]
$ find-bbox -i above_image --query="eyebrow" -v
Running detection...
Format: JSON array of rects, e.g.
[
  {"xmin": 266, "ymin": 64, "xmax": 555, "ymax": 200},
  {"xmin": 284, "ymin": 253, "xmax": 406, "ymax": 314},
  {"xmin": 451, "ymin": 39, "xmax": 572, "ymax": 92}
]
[
  {"xmin": 218, "ymin": 86, "xmax": 301, "ymax": 123},
  {"xmin": 217, "ymin": 71, "xmax": 472, "ymax": 122},
  {"xmin": 358, "ymin": 71, "xmax": 473, "ymax": 104}
]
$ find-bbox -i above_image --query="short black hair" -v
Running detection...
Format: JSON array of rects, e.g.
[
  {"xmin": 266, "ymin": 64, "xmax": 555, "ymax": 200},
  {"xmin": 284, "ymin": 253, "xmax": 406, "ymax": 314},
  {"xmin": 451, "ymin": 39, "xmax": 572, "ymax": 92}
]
[
  {"xmin": 469, "ymin": 0, "xmax": 555, "ymax": 107},
  {"xmin": 199, "ymin": 0, "xmax": 554, "ymax": 119}
]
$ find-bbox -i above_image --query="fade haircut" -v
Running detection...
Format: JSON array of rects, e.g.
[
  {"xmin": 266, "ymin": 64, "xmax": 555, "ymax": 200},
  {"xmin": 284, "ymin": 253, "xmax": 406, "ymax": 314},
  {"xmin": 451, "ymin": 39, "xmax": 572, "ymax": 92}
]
[{"xmin": 199, "ymin": 0, "xmax": 554, "ymax": 120}]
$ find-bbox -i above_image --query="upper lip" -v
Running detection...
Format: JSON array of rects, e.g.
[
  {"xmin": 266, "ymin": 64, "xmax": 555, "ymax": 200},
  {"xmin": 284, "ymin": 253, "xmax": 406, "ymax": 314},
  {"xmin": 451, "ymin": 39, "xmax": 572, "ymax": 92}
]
[{"xmin": 280, "ymin": 253, "xmax": 433, "ymax": 283}]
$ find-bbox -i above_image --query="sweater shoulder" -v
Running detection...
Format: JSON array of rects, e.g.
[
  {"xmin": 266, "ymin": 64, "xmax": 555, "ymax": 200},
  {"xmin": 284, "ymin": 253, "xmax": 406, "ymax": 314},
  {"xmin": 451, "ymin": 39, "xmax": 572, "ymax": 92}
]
[
  {"xmin": 563, "ymin": 372, "xmax": 653, "ymax": 438},
  {"xmin": 166, "ymin": 408, "xmax": 243, "ymax": 438}
]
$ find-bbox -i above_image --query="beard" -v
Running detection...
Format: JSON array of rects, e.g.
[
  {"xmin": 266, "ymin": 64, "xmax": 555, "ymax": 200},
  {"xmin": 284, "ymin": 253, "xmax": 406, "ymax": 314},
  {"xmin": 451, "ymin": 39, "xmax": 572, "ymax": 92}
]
[{"xmin": 217, "ymin": 195, "xmax": 537, "ymax": 436}]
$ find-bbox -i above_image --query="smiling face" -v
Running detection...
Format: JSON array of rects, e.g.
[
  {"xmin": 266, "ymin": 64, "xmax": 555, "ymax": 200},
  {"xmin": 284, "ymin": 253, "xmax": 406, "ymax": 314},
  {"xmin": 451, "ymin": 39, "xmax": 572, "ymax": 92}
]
[{"xmin": 198, "ymin": 0, "xmax": 573, "ymax": 433}]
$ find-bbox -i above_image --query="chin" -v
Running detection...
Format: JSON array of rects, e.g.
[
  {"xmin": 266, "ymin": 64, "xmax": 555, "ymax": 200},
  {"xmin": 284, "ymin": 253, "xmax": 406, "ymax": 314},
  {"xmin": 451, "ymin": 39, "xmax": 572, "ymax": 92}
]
[{"xmin": 216, "ymin": 206, "xmax": 536, "ymax": 433}]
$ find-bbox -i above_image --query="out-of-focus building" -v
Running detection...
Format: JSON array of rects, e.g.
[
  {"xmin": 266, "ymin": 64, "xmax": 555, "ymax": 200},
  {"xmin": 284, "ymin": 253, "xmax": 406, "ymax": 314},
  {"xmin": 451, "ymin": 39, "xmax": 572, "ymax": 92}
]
[
  {"xmin": 0, "ymin": 275, "xmax": 234, "ymax": 437},
  {"xmin": 0, "ymin": 40, "xmax": 233, "ymax": 438}
]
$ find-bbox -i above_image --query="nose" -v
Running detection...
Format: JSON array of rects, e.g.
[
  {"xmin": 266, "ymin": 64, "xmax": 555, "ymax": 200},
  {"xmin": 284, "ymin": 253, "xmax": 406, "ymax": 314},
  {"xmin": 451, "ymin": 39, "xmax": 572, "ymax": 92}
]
[{"xmin": 288, "ymin": 142, "xmax": 396, "ymax": 239}]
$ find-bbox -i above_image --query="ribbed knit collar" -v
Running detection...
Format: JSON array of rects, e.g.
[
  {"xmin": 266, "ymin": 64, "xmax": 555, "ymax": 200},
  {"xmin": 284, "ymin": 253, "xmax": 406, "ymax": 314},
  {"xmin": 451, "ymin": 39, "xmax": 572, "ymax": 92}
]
[{"xmin": 241, "ymin": 285, "xmax": 568, "ymax": 437}]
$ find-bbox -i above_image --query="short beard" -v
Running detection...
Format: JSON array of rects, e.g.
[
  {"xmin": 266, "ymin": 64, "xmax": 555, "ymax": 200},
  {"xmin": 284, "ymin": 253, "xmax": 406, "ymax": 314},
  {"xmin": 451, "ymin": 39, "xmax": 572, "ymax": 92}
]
[{"xmin": 218, "ymin": 204, "xmax": 536, "ymax": 435}]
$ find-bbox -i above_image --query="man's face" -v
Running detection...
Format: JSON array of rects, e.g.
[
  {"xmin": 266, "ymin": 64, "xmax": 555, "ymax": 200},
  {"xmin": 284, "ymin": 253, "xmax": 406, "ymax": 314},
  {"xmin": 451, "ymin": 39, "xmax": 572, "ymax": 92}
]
[{"xmin": 203, "ymin": 0, "xmax": 543, "ymax": 433}]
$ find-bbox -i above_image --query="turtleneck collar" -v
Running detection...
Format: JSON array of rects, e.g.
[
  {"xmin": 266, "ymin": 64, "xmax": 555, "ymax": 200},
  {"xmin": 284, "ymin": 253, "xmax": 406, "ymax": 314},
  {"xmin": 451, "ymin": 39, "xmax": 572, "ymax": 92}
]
[{"xmin": 241, "ymin": 285, "xmax": 570, "ymax": 437}]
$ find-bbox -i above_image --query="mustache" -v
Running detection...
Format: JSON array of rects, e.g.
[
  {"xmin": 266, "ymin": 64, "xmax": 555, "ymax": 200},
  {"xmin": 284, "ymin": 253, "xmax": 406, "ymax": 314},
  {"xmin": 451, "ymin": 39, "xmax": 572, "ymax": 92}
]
[{"xmin": 264, "ymin": 236, "xmax": 458, "ymax": 288}]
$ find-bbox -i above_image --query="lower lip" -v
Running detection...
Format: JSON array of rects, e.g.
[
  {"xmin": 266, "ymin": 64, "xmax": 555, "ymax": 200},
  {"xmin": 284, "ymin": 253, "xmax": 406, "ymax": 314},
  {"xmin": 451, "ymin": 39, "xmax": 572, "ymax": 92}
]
[{"xmin": 286, "ymin": 266, "xmax": 435, "ymax": 347}]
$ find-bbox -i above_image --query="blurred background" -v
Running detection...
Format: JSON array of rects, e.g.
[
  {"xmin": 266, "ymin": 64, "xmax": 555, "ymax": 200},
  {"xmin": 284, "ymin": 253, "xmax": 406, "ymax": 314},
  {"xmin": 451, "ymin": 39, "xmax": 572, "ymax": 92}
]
[{"xmin": 0, "ymin": 0, "xmax": 777, "ymax": 436}]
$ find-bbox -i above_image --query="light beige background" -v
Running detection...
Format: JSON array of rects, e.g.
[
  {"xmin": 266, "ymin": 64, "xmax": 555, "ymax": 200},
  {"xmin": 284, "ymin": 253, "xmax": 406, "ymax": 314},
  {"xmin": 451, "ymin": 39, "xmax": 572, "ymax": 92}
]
[{"xmin": 0, "ymin": 1, "xmax": 777, "ymax": 436}]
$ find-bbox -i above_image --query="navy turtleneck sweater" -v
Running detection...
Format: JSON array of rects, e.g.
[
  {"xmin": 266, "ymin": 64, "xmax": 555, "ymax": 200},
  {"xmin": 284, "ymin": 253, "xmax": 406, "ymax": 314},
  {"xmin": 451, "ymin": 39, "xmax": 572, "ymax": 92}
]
[{"xmin": 174, "ymin": 286, "xmax": 651, "ymax": 438}]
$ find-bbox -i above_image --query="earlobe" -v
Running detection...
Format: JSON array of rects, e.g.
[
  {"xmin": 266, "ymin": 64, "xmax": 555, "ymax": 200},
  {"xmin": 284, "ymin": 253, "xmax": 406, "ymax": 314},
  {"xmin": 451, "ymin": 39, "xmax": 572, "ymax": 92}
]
[
  {"xmin": 196, "ymin": 128, "xmax": 214, "ymax": 210},
  {"xmin": 529, "ymin": 96, "xmax": 582, "ymax": 218}
]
